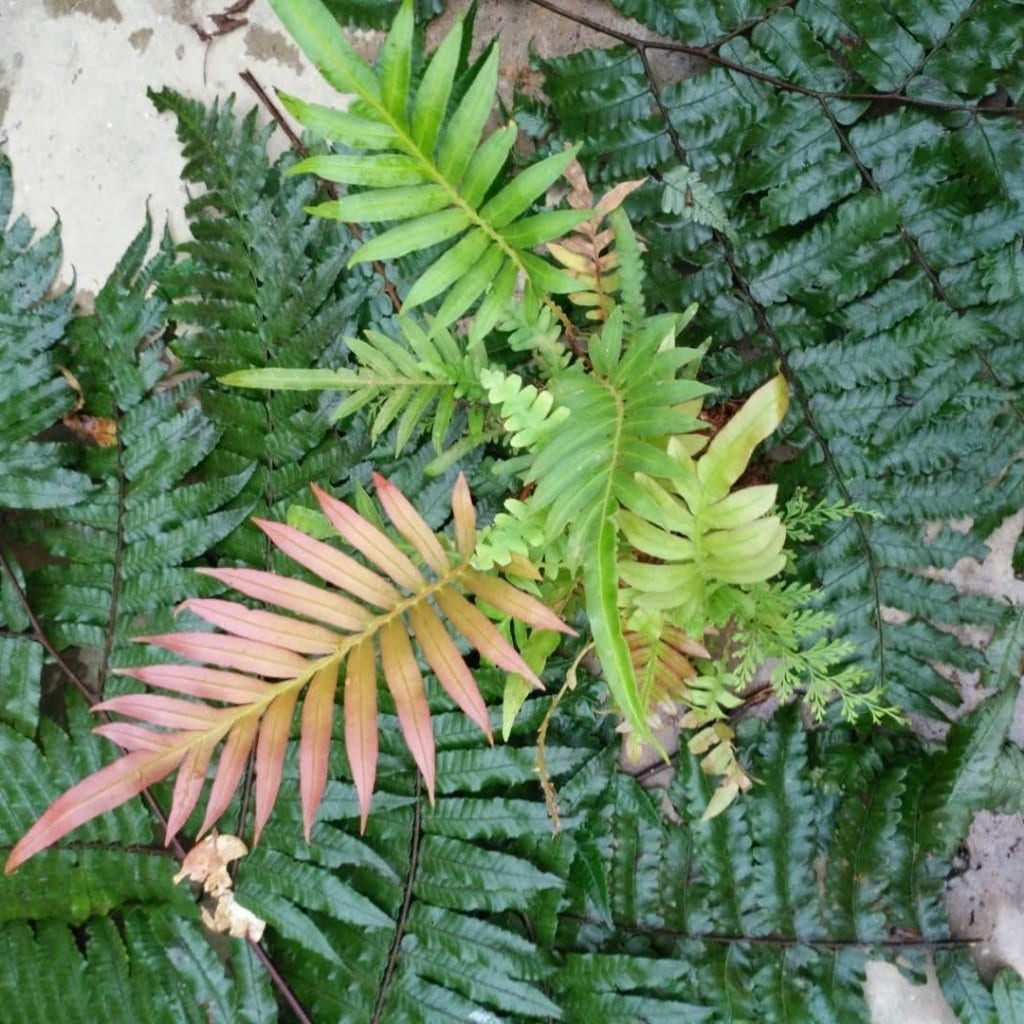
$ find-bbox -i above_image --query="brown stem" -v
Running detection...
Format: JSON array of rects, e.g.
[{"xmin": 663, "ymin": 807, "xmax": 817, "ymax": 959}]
[
  {"xmin": 371, "ymin": 773, "xmax": 423, "ymax": 1024},
  {"xmin": 0, "ymin": 545, "xmax": 95, "ymax": 704},
  {"xmin": 251, "ymin": 943, "xmax": 314, "ymax": 1024},
  {"xmin": 239, "ymin": 69, "xmax": 403, "ymax": 314},
  {"xmin": 525, "ymin": 0, "xmax": 1023, "ymax": 117}
]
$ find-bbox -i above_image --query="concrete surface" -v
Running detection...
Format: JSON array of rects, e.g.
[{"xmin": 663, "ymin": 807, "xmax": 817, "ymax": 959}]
[{"xmin": 1, "ymin": 2, "xmax": 1022, "ymax": 1020}]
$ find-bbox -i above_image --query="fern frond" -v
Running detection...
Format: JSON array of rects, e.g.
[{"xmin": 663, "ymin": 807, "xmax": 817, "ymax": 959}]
[
  {"xmin": 150, "ymin": 88, "xmax": 381, "ymax": 562},
  {"xmin": 479, "ymin": 366, "xmax": 570, "ymax": 454},
  {"xmin": 547, "ymin": 614, "xmax": 1021, "ymax": 1019},
  {"xmin": 273, "ymin": 0, "xmax": 589, "ymax": 331},
  {"xmin": 545, "ymin": 158, "xmax": 646, "ymax": 323},
  {"xmin": 619, "ymin": 374, "xmax": 789, "ymax": 629},
  {"xmin": 539, "ymin": 0, "xmax": 1024, "ymax": 720},
  {"xmin": 507, "ymin": 310, "xmax": 711, "ymax": 739},
  {"xmin": 223, "ymin": 316, "xmax": 490, "ymax": 456},
  {"xmin": 5, "ymin": 220, "xmax": 253, "ymax": 693},
  {"xmin": 6, "ymin": 475, "xmax": 571, "ymax": 871},
  {"xmin": 0, "ymin": 153, "xmax": 89, "ymax": 511}
]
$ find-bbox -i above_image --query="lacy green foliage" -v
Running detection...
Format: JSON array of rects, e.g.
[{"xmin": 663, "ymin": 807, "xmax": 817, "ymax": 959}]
[
  {"xmin": 536, "ymin": 0, "xmax": 1024, "ymax": 719},
  {"xmin": 274, "ymin": 0, "xmax": 586, "ymax": 333},
  {"xmin": 149, "ymin": 88, "xmax": 387, "ymax": 563}
]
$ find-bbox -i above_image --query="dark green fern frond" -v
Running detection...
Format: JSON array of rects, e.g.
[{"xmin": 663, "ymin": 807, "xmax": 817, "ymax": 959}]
[
  {"xmin": 243, "ymin": 684, "xmax": 600, "ymax": 1023},
  {"xmin": 7, "ymin": 220, "xmax": 252, "ymax": 693},
  {"xmin": 0, "ymin": 690, "xmax": 277, "ymax": 1023},
  {"xmin": 150, "ymin": 88, "xmax": 386, "ymax": 563},
  {"xmin": 537, "ymin": 0, "xmax": 1024, "ymax": 719},
  {"xmin": 0, "ymin": 910, "xmax": 274, "ymax": 1024},
  {"xmin": 0, "ymin": 152, "xmax": 90, "ymax": 512},
  {"xmin": 544, "ymin": 611, "xmax": 1022, "ymax": 1020}
]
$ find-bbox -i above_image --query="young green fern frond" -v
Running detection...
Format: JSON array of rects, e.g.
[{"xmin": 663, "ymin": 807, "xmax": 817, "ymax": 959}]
[
  {"xmin": 515, "ymin": 310, "xmax": 711, "ymax": 741},
  {"xmin": 618, "ymin": 375, "xmax": 790, "ymax": 631},
  {"xmin": 222, "ymin": 316, "xmax": 490, "ymax": 455},
  {"xmin": 5, "ymin": 475, "xmax": 572, "ymax": 873},
  {"xmin": 274, "ymin": 0, "xmax": 588, "ymax": 331},
  {"xmin": 479, "ymin": 367, "xmax": 571, "ymax": 455}
]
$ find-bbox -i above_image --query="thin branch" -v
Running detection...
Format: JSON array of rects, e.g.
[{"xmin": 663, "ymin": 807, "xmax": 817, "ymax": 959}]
[
  {"xmin": 0, "ymin": 546, "xmax": 94, "ymax": 704},
  {"xmin": 372, "ymin": 773, "xmax": 423, "ymax": 1024},
  {"xmin": 251, "ymin": 942, "xmax": 314, "ymax": 1024},
  {"xmin": 526, "ymin": 0, "xmax": 1024, "ymax": 117},
  {"xmin": 239, "ymin": 69, "xmax": 403, "ymax": 314}
]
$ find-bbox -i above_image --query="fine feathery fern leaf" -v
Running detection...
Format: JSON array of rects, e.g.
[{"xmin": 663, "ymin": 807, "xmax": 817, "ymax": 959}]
[
  {"xmin": 273, "ymin": 0, "xmax": 588, "ymax": 331},
  {"xmin": 6, "ymin": 475, "xmax": 572, "ymax": 872}
]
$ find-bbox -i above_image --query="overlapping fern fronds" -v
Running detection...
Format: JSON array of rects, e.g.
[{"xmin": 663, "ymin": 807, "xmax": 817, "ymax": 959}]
[
  {"xmin": 274, "ymin": 0, "xmax": 588, "ymax": 333},
  {"xmin": 6, "ymin": 474, "xmax": 570, "ymax": 872},
  {"xmin": 536, "ymin": 0, "xmax": 1024, "ymax": 719},
  {"xmin": 0, "ymin": 154, "xmax": 89, "ymax": 514}
]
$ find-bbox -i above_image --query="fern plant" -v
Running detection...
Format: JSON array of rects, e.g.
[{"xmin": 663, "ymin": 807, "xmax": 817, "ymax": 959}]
[
  {"xmin": 3, "ymin": 0, "xmax": 1024, "ymax": 1019},
  {"xmin": 214, "ymin": 0, "xmax": 892, "ymax": 791}
]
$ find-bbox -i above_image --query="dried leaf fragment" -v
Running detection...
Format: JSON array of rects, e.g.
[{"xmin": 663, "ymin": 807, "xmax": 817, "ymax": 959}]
[
  {"xmin": 173, "ymin": 832, "xmax": 248, "ymax": 896},
  {"xmin": 174, "ymin": 833, "xmax": 266, "ymax": 942}
]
